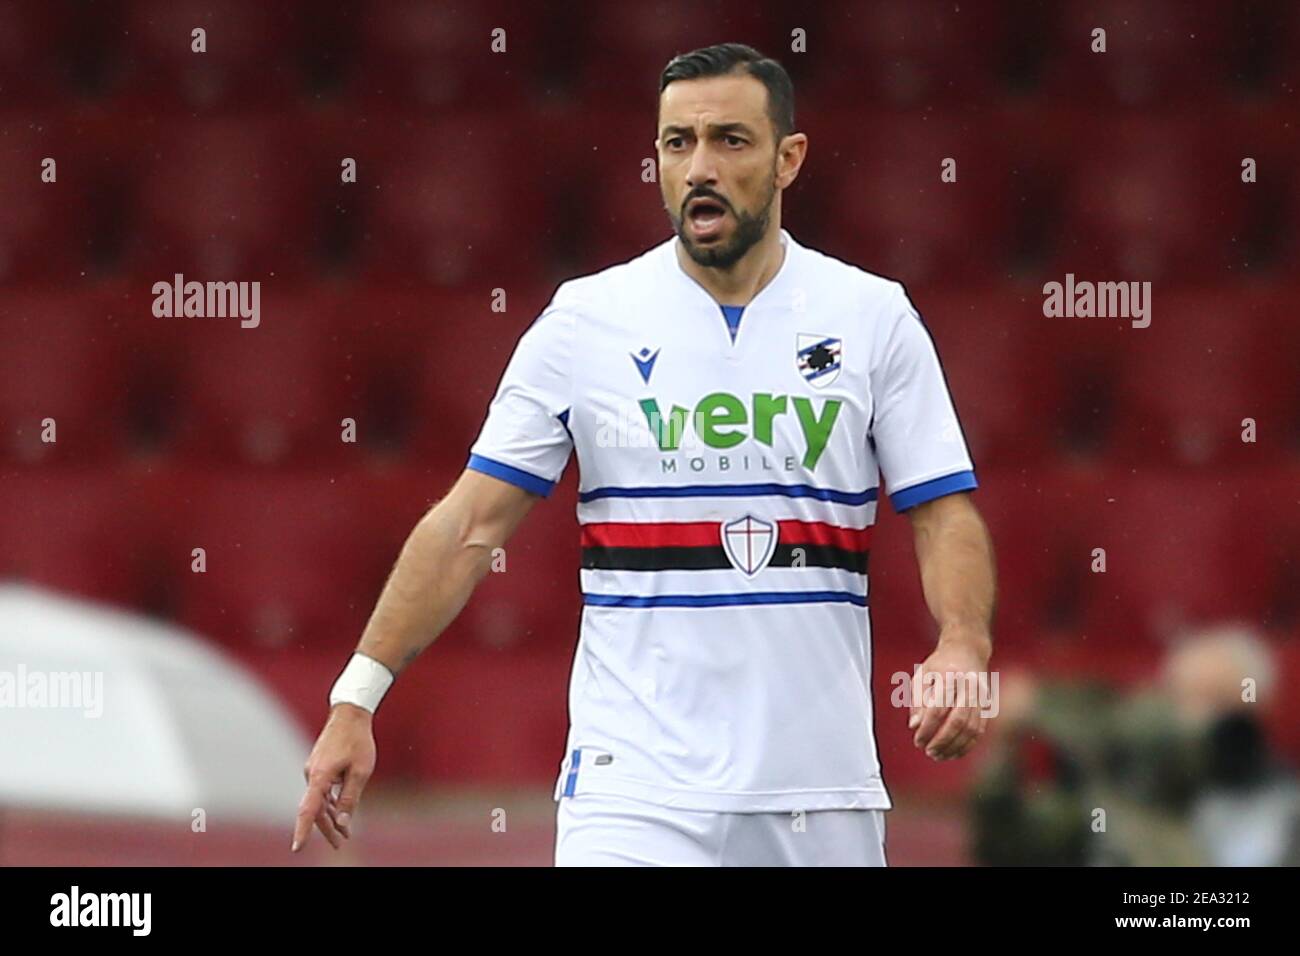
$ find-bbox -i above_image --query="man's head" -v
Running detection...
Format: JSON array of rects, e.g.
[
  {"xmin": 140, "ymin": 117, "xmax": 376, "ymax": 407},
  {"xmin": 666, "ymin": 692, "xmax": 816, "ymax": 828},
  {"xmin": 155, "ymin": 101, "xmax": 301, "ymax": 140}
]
[
  {"xmin": 1163, "ymin": 623, "xmax": 1276, "ymax": 727},
  {"xmin": 657, "ymin": 43, "xmax": 807, "ymax": 269}
]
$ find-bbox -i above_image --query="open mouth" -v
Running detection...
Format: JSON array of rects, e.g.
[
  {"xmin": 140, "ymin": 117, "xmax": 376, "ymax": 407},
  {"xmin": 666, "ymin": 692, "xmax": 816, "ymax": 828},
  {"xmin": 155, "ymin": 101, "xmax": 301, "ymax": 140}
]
[{"xmin": 686, "ymin": 197, "xmax": 728, "ymax": 238}]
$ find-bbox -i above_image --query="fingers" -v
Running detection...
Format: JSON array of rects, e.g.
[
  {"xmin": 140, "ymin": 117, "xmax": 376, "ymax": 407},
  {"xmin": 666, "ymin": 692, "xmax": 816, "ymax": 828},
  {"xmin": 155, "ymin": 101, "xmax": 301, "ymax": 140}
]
[
  {"xmin": 334, "ymin": 767, "xmax": 370, "ymax": 836},
  {"xmin": 909, "ymin": 660, "xmax": 993, "ymax": 760},
  {"xmin": 293, "ymin": 768, "xmax": 351, "ymax": 853},
  {"xmin": 314, "ymin": 803, "xmax": 345, "ymax": 850},
  {"xmin": 919, "ymin": 706, "xmax": 964, "ymax": 757},
  {"xmin": 323, "ymin": 788, "xmax": 345, "ymax": 831},
  {"xmin": 924, "ymin": 708, "xmax": 986, "ymax": 761},
  {"xmin": 911, "ymin": 704, "xmax": 947, "ymax": 750},
  {"xmin": 292, "ymin": 781, "xmax": 326, "ymax": 853}
]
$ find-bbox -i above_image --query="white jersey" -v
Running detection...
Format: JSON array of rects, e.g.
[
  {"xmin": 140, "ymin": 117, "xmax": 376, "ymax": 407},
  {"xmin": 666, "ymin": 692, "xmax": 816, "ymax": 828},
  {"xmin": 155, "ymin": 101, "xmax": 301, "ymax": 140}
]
[{"xmin": 468, "ymin": 228, "xmax": 977, "ymax": 811}]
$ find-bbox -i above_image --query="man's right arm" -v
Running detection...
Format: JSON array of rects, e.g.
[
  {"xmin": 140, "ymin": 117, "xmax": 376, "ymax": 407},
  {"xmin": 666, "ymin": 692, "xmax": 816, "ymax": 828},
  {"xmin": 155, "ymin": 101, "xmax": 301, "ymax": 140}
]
[
  {"xmin": 291, "ymin": 468, "xmax": 541, "ymax": 853},
  {"xmin": 355, "ymin": 467, "xmax": 540, "ymax": 677}
]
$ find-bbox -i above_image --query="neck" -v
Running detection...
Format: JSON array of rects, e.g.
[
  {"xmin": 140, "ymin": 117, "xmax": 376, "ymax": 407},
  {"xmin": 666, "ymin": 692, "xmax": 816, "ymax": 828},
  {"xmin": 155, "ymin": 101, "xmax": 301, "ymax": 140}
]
[{"xmin": 674, "ymin": 223, "xmax": 786, "ymax": 307}]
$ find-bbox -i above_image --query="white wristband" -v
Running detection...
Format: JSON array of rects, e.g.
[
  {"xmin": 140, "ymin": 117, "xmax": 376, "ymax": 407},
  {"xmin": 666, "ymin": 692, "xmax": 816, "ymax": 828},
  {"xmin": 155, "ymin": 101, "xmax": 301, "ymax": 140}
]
[{"xmin": 329, "ymin": 653, "xmax": 395, "ymax": 714}]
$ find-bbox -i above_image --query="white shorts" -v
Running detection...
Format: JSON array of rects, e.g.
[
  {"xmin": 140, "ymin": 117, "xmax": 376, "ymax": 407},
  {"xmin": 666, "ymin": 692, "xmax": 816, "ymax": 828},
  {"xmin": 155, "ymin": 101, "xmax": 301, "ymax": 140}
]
[{"xmin": 554, "ymin": 792, "xmax": 888, "ymax": 867}]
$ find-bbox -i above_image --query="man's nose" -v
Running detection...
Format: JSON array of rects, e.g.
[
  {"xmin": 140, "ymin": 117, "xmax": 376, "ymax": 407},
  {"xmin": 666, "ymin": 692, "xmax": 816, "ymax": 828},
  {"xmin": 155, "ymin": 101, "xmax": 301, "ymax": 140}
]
[{"xmin": 685, "ymin": 142, "xmax": 718, "ymax": 188}]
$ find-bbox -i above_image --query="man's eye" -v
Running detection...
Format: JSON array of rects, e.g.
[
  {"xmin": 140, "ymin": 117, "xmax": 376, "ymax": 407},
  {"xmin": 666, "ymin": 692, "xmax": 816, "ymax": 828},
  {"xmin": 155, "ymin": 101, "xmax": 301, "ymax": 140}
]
[
  {"xmin": 724, "ymin": 135, "xmax": 744, "ymax": 147},
  {"xmin": 667, "ymin": 137, "xmax": 685, "ymax": 149}
]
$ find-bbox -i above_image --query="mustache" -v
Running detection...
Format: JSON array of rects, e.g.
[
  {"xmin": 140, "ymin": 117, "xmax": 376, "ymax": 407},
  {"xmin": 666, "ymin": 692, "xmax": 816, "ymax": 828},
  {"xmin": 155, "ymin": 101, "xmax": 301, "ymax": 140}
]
[{"xmin": 683, "ymin": 191, "xmax": 729, "ymax": 213}]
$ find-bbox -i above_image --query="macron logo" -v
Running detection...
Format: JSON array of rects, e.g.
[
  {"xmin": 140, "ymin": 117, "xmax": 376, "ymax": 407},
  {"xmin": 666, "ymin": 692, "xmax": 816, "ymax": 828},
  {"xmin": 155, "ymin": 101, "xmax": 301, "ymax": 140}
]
[
  {"xmin": 50, "ymin": 886, "xmax": 151, "ymax": 937},
  {"xmin": 631, "ymin": 347, "xmax": 660, "ymax": 384}
]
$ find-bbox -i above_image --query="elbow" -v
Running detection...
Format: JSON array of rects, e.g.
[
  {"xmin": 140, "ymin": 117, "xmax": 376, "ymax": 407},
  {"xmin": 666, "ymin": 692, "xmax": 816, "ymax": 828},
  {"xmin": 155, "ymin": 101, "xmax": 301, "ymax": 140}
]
[
  {"xmin": 909, "ymin": 492, "xmax": 993, "ymax": 556},
  {"xmin": 416, "ymin": 496, "xmax": 496, "ymax": 564}
]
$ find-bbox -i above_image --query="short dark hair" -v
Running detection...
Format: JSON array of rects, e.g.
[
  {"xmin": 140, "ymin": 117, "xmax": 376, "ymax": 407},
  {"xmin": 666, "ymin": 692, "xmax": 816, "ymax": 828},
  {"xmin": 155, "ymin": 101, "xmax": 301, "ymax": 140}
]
[{"xmin": 658, "ymin": 43, "xmax": 795, "ymax": 143}]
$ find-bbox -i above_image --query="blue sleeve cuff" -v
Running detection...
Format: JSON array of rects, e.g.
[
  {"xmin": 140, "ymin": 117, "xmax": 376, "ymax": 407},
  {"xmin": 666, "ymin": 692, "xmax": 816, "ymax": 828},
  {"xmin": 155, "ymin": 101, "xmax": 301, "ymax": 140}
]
[
  {"xmin": 890, "ymin": 469, "xmax": 978, "ymax": 512},
  {"xmin": 467, "ymin": 454, "xmax": 556, "ymax": 497}
]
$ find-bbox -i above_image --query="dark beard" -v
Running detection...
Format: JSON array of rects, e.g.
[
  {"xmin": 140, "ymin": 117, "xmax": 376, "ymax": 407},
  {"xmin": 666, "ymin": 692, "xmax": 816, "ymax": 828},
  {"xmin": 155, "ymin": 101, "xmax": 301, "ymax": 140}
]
[{"xmin": 669, "ymin": 179, "xmax": 776, "ymax": 270}]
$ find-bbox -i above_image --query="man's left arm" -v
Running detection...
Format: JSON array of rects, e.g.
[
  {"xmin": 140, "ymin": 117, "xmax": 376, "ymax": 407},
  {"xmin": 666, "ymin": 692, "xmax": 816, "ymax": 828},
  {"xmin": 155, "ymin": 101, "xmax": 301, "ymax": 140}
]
[{"xmin": 905, "ymin": 490, "xmax": 997, "ymax": 761}]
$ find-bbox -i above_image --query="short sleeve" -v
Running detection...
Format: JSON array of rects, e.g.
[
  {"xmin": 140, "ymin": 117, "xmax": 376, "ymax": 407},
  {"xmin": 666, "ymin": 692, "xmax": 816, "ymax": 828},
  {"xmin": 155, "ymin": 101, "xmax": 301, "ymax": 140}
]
[
  {"xmin": 466, "ymin": 296, "xmax": 575, "ymax": 497},
  {"xmin": 869, "ymin": 285, "xmax": 977, "ymax": 511}
]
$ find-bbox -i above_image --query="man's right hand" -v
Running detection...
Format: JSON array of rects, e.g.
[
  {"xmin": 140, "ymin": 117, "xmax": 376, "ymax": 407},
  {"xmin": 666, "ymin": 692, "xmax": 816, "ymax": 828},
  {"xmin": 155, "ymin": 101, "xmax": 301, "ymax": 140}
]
[
  {"xmin": 287, "ymin": 468, "xmax": 541, "ymax": 855},
  {"xmin": 292, "ymin": 703, "xmax": 377, "ymax": 853}
]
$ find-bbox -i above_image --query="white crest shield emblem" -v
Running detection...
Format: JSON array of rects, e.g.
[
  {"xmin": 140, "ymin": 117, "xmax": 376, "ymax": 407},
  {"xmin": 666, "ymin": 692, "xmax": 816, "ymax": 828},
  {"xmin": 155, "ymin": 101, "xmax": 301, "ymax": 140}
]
[
  {"xmin": 797, "ymin": 334, "xmax": 842, "ymax": 388},
  {"xmin": 720, "ymin": 515, "xmax": 778, "ymax": 577}
]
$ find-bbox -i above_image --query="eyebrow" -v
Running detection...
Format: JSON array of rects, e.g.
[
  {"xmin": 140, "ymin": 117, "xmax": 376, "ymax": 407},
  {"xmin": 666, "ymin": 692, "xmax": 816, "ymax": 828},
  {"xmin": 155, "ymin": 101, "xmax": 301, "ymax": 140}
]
[{"xmin": 659, "ymin": 122, "xmax": 757, "ymax": 138}]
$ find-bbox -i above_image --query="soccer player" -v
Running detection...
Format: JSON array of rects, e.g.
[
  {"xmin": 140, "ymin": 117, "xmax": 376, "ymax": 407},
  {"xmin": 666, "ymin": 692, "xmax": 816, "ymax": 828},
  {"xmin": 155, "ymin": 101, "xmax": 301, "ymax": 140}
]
[{"xmin": 293, "ymin": 42, "xmax": 996, "ymax": 867}]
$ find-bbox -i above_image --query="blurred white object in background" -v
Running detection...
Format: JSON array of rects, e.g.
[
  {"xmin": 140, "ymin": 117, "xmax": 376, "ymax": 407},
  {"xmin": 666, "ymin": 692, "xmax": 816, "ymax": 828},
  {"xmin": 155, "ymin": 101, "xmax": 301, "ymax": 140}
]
[{"xmin": 0, "ymin": 583, "xmax": 308, "ymax": 823}]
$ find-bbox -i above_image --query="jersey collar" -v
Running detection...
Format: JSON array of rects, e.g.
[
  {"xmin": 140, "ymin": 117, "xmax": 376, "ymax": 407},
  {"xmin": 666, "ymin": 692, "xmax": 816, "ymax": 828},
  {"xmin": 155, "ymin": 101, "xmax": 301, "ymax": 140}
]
[{"xmin": 662, "ymin": 227, "xmax": 798, "ymax": 314}]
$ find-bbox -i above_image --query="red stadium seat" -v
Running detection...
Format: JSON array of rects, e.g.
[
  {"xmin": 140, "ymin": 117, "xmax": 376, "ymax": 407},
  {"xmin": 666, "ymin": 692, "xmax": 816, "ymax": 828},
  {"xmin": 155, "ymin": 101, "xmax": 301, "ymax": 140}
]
[
  {"xmin": 1111, "ymin": 286, "xmax": 1293, "ymax": 468},
  {"xmin": 1043, "ymin": 116, "xmax": 1247, "ymax": 280},
  {"xmin": 360, "ymin": 284, "xmax": 559, "ymax": 462},
  {"xmin": 1276, "ymin": 5, "xmax": 1300, "ymax": 104},
  {"xmin": 354, "ymin": 113, "xmax": 552, "ymax": 285},
  {"xmin": 165, "ymin": 466, "xmax": 394, "ymax": 651},
  {"xmin": 0, "ymin": 291, "xmax": 131, "ymax": 464},
  {"xmin": 866, "ymin": 464, "xmax": 1172, "ymax": 680},
  {"xmin": 162, "ymin": 458, "xmax": 580, "ymax": 658},
  {"xmin": 1229, "ymin": 467, "xmax": 1300, "ymax": 638},
  {"xmin": 863, "ymin": 495, "xmax": 932, "ymax": 658},
  {"xmin": 164, "ymin": 288, "xmax": 368, "ymax": 466},
  {"xmin": 962, "ymin": 467, "xmax": 1060, "ymax": 654},
  {"xmin": 1082, "ymin": 468, "xmax": 1268, "ymax": 644},
  {"xmin": 567, "ymin": 112, "xmax": 677, "ymax": 269},
  {"xmin": 910, "ymin": 283, "xmax": 1106, "ymax": 465},
  {"xmin": 0, "ymin": 465, "xmax": 154, "ymax": 609},
  {"xmin": 1261, "ymin": 291, "xmax": 1300, "ymax": 459},
  {"xmin": 802, "ymin": 0, "xmax": 1006, "ymax": 108},
  {"xmin": 350, "ymin": 0, "xmax": 546, "ymax": 110},
  {"xmin": 1037, "ymin": 0, "xmax": 1239, "ymax": 107},
  {"xmin": 0, "ymin": 2, "xmax": 69, "ymax": 105},
  {"xmin": 814, "ymin": 478, "xmax": 1047, "ymax": 667},
  {"xmin": 1282, "ymin": 159, "xmax": 1300, "ymax": 274},
  {"xmin": 125, "ymin": 117, "xmax": 322, "ymax": 279},
  {"xmin": 116, "ymin": 0, "xmax": 302, "ymax": 108},
  {"xmin": 571, "ymin": 0, "xmax": 785, "ymax": 108},
  {"xmin": 214, "ymin": 457, "xmax": 458, "ymax": 782},
  {"xmin": 816, "ymin": 112, "xmax": 1017, "ymax": 284},
  {"xmin": 230, "ymin": 639, "xmax": 570, "ymax": 787},
  {"xmin": 398, "ymin": 643, "xmax": 573, "ymax": 784},
  {"xmin": 916, "ymin": 281, "xmax": 1137, "ymax": 463},
  {"xmin": 0, "ymin": 120, "xmax": 89, "ymax": 282},
  {"xmin": 970, "ymin": 464, "xmax": 1132, "ymax": 660},
  {"xmin": 1266, "ymin": 640, "xmax": 1300, "ymax": 763},
  {"xmin": 1211, "ymin": 104, "xmax": 1296, "ymax": 275}
]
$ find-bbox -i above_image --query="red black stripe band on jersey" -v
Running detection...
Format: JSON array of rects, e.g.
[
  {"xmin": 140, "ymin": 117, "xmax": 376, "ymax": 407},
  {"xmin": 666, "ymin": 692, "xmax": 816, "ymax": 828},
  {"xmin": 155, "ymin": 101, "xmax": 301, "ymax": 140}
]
[
  {"xmin": 582, "ymin": 543, "xmax": 868, "ymax": 573},
  {"xmin": 580, "ymin": 520, "xmax": 872, "ymax": 574}
]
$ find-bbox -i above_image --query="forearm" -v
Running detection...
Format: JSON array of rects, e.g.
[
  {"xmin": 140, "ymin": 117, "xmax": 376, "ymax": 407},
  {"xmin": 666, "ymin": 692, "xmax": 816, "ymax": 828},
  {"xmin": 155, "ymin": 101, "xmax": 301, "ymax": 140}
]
[
  {"xmin": 354, "ymin": 498, "xmax": 500, "ymax": 676},
  {"xmin": 912, "ymin": 498, "xmax": 996, "ymax": 656}
]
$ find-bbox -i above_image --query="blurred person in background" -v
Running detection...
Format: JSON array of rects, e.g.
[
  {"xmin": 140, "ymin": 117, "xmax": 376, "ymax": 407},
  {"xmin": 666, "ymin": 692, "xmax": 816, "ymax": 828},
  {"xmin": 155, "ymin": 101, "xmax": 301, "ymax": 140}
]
[
  {"xmin": 1167, "ymin": 625, "xmax": 1300, "ymax": 866},
  {"xmin": 970, "ymin": 626, "xmax": 1299, "ymax": 866},
  {"xmin": 969, "ymin": 666, "xmax": 1099, "ymax": 866}
]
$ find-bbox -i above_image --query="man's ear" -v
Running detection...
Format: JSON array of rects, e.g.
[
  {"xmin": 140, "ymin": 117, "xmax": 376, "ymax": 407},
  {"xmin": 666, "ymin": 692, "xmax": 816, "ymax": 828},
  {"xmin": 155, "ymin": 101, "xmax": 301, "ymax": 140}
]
[{"xmin": 776, "ymin": 132, "xmax": 808, "ymax": 189}]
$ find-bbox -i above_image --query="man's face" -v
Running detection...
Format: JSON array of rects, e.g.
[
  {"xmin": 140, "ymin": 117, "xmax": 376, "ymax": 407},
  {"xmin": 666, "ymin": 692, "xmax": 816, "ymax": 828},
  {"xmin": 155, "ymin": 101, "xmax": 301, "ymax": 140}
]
[{"xmin": 657, "ymin": 72, "xmax": 781, "ymax": 269}]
